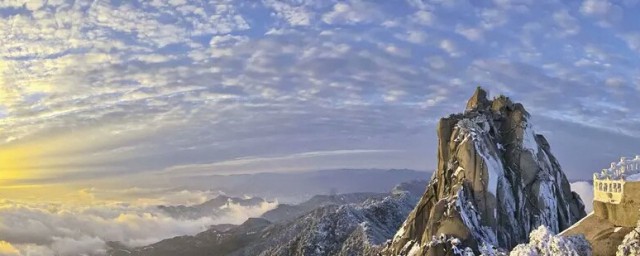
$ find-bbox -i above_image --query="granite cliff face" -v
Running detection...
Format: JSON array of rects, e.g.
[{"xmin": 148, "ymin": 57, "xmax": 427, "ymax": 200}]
[{"xmin": 384, "ymin": 87, "xmax": 586, "ymax": 255}]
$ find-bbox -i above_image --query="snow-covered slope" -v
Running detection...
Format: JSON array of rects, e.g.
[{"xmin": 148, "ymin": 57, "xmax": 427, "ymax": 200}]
[
  {"xmin": 510, "ymin": 226, "xmax": 590, "ymax": 256},
  {"xmin": 383, "ymin": 88, "xmax": 586, "ymax": 255},
  {"xmin": 260, "ymin": 192, "xmax": 387, "ymax": 223},
  {"xmin": 617, "ymin": 219, "xmax": 640, "ymax": 256},
  {"xmin": 109, "ymin": 180, "xmax": 426, "ymax": 256},
  {"xmin": 251, "ymin": 190, "xmax": 418, "ymax": 256}
]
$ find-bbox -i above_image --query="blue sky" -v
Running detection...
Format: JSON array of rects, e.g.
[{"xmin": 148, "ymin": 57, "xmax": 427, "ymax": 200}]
[{"xmin": 0, "ymin": 0, "xmax": 640, "ymax": 190}]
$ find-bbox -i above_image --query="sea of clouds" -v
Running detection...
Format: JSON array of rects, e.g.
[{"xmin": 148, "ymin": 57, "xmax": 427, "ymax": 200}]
[
  {"xmin": 0, "ymin": 182, "xmax": 596, "ymax": 255},
  {"xmin": 0, "ymin": 188, "xmax": 277, "ymax": 256}
]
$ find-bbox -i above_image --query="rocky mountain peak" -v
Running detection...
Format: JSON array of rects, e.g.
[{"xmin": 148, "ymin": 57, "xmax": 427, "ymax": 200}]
[
  {"xmin": 465, "ymin": 86, "xmax": 491, "ymax": 112},
  {"xmin": 384, "ymin": 88, "xmax": 586, "ymax": 255}
]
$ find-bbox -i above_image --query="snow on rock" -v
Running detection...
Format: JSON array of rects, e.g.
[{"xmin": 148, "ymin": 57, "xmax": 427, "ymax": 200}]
[
  {"xmin": 626, "ymin": 172, "xmax": 640, "ymax": 181},
  {"xmin": 596, "ymin": 155, "xmax": 640, "ymax": 180},
  {"xmin": 522, "ymin": 123, "xmax": 540, "ymax": 156},
  {"xmin": 383, "ymin": 88, "xmax": 586, "ymax": 256},
  {"xmin": 617, "ymin": 220, "xmax": 640, "ymax": 256},
  {"xmin": 457, "ymin": 188, "xmax": 498, "ymax": 247},
  {"xmin": 509, "ymin": 226, "xmax": 591, "ymax": 256},
  {"xmin": 254, "ymin": 189, "xmax": 422, "ymax": 256}
]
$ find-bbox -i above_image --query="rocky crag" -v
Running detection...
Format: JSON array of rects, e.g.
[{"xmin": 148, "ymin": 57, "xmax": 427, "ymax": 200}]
[{"xmin": 384, "ymin": 87, "xmax": 586, "ymax": 255}]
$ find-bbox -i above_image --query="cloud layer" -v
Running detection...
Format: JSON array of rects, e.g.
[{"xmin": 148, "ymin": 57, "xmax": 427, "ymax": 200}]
[
  {"xmin": 0, "ymin": 0, "xmax": 639, "ymax": 189},
  {"xmin": 0, "ymin": 190, "xmax": 277, "ymax": 256},
  {"xmin": 570, "ymin": 181, "xmax": 594, "ymax": 213}
]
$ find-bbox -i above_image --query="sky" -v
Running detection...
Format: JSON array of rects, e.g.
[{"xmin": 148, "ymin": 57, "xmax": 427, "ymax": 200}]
[{"xmin": 0, "ymin": 0, "xmax": 640, "ymax": 202}]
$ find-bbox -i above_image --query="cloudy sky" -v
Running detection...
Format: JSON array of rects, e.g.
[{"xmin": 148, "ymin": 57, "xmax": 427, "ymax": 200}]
[{"xmin": 1, "ymin": 0, "xmax": 640, "ymax": 201}]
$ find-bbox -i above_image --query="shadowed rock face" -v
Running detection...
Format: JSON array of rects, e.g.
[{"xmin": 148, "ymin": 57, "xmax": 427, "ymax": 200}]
[{"xmin": 384, "ymin": 87, "xmax": 586, "ymax": 255}]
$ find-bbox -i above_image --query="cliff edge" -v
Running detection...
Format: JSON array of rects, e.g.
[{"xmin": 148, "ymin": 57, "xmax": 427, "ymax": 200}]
[{"xmin": 383, "ymin": 87, "xmax": 586, "ymax": 255}]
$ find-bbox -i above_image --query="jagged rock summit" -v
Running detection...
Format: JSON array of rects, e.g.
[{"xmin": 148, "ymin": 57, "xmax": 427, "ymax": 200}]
[{"xmin": 384, "ymin": 87, "xmax": 586, "ymax": 255}]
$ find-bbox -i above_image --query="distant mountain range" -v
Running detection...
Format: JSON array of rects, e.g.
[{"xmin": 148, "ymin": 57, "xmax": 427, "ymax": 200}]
[
  {"xmin": 107, "ymin": 180, "xmax": 427, "ymax": 256},
  {"xmin": 158, "ymin": 195, "xmax": 270, "ymax": 220},
  {"xmin": 179, "ymin": 169, "xmax": 430, "ymax": 203}
]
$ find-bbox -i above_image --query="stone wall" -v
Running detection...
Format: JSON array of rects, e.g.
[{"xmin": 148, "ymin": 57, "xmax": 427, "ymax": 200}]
[{"xmin": 593, "ymin": 182, "xmax": 640, "ymax": 227}]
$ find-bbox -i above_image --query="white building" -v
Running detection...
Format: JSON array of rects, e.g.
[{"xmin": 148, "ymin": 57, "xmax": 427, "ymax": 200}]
[{"xmin": 596, "ymin": 155, "xmax": 640, "ymax": 180}]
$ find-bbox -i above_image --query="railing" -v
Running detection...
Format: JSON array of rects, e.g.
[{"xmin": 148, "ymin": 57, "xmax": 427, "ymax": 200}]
[
  {"xmin": 593, "ymin": 174, "xmax": 624, "ymax": 204},
  {"xmin": 602, "ymin": 156, "xmax": 640, "ymax": 178}
]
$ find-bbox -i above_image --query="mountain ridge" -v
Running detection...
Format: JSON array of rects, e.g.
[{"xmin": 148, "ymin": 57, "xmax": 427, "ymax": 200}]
[
  {"xmin": 384, "ymin": 87, "xmax": 586, "ymax": 255},
  {"xmin": 107, "ymin": 180, "xmax": 428, "ymax": 256}
]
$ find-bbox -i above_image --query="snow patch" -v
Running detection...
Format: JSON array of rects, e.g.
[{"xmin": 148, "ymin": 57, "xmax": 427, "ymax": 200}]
[
  {"xmin": 407, "ymin": 242, "xmax": 421, "ymax": 256},
  {"xmin": 522, "ymin": 123, "xmax": 539, "ymax": 156},
  {"xmin": 617, "ymin": 220, "xmax": 640, "ymax": 256},
  {"xmin": 510, "ymin": 226, "xmax": 591, "ymax": 256},
  {"xmin": 455, "ymin": 116, "xmax": 505, "ymax": 198},
  {"xmin": 627, "ymin": 173, "xmax": 640, "ymax": 181},
  {"xmin": 596, "ymin": 155, "xmax": 640, "ymax": 180},
  {"xmin": 457, "ymin": 188, "xmax": 499, "ymax": 246}
]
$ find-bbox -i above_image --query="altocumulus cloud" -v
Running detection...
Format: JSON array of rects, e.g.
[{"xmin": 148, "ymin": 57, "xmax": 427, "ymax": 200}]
[
  {"xmin": 0, "ymin": 0, "xmax": 638, "ymax": 185},
  {"xmin": 0, "ymin": 0, "xmax": 637, "ymax": 192}
]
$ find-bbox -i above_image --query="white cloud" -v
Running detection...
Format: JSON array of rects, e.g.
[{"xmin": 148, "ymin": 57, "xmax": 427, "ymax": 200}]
[
  {"xmin": 382, "ymin": 44, "xmax": 411, "ymax": 58},
  {"xmin": 455, "ymin": 26, "xmax": 484, "ymax": 41},
  {"xmin": 383, "ymin": 90, "xmax": 407, "ymax": 102},
  {"xmin": 322, "ymin": 1, "xmax": 382, "ymax": 25},
  {"xmin": 605, "ymin": 77, "xmax": 626, "ymax": 88},
  {"xmin": 439, "ymin": 39, "xmax": 462, "ymax": 57},
  {"xmin": 426, "ymin": 56, "xmax": 446, "ymax": 69},
  {"xmin": 570, "ymin": 181, "xmax": 593, "ymax": 212},
  {"xmin": 410, "ymin": 10, "xmax": 434, "ymax": 26},
  {"xmin": 580, "ymin": 0, "xmax": 623, "ymax": 26},
  {"xmin": 263, "ymin": 0, "xmax": 313, "ymax": 26},
  {"xmin": 480, "ymin": 8, "xmax": 509, "ymax": 29},
  {"xmin": 619, "ymin": 33, "xmax": 640, "ymax": 53},
  {"xmin": 163, "ymin": 149, "xmax": 402, "ymax": 176},
  {"xmin": 580, "ymin": 0, "xmax": 613, "ymax": 16},
  {"xmin": 396, "ymin": 30, "xmax": 427, "ymax": 44},
  {"xmin": 209, "ymin": 34, "xmax": 249, "ymax": 58},
  {"xmin": 0, "ymin": 194, "xmax": 277, "ymax": 256},
  {"xmin": 553, "ymin": 10, "xmax": 581, "ymax": 36}
]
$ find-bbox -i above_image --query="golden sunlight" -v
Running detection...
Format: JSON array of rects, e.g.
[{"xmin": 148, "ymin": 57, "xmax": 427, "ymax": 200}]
[{"xmin": 0, "ymin": 144, "xmax": 38, "ymax": 186}]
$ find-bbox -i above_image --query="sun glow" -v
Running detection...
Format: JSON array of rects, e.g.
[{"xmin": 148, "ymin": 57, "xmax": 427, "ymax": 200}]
[{"xmin": 0, "ymin": 144, "xmax": 39, "ymax": 186}]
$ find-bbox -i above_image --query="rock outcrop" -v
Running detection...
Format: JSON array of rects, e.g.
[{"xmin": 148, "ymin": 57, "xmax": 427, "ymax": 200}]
[
  {"xmin": 617, "ymin": 219, "xmax": 640, "ymax": 256},
  {"xmin": 561, "ymin": 213, "xmax": 632, "ymax": 256},
  {"xmin": 384, "ymin": 87, "xmax": 586, "ymax": 255}
]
